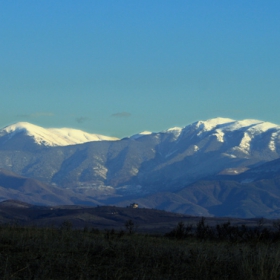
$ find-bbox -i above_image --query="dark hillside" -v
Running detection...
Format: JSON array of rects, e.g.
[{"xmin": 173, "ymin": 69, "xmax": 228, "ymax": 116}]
[{"xmin": 0, "ymin": 200, "xmax": 271, "ymax": 233}]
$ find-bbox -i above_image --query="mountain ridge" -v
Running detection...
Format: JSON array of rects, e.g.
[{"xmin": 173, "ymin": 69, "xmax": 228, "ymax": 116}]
[
  {"xmin": 2, "ymin": 117, "xmax": 280, "ymax": 149},
  {"xmin": 0, "ymin": 117, "xmax": 280, "ymax": 218}
]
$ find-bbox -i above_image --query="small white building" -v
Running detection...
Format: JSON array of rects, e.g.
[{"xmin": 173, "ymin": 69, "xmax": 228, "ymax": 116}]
[{"xmin": 129, "ymin": 203, "xmax": 139, "ymax": 208}]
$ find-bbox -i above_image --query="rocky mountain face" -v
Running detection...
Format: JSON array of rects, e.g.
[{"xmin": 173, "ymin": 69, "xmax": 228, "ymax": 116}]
[{"xmin": 0, "ymin": 118, "xmax": 280, "ymax": 218}]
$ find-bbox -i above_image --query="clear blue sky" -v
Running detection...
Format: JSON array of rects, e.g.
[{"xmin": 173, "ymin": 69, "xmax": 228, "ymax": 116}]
[{"xmin": 1, "ymin": 1, "xmax": 280, "ymax": 137}]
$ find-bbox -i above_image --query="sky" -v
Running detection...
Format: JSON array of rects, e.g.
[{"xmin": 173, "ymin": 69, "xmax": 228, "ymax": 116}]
[{"xmin": 1, "ymin": 1, "xmax": 280, "ymax": 138}]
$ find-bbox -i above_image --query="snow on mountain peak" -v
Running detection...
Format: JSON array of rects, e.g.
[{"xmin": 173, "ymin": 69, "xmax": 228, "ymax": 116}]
[
  {"xmin": 247, "ymin": 121, "xmax": 279, "ymax": 133},
  {"xmin": 130, "ymin": 131, "xmax": 153, "ymax": 140},
  {"xmin": 165, "ymin": 127, "xmax": 182, "ymax": 139},
  {"xmin": 0, "ymin": 122, "xmax": 119, "ymax": 146},
  {"xmin": 195, "ymin": 117, "xmax": 234, "ymax": 132},
  {"xmin": 1, "ymin": 118, "xmax": 280, "ymax": 148},
  {"xmin": 139, "ymin": 131, "xmax": 152, "ymax": 135},
  {"xmin": 193, "ymin": 117, "xmax": 279, "ymax": 134},
  {"xmin": 223, "ymin": 119, "xmax": 262, "ymax": 131},
  {"xmin": 2, "ymin": 122, "xmax": 41, "ymax": 134},
  {"xmin": 218, "ymin": 119, "xmax": 280, "ymax": 136},
  {"xmin": 166, "ymin": 127, "xmax": 182, "ymax": 132},
  {"xmin": 203, "ymin": 117, "xmax": 235, "ymax": 126}
]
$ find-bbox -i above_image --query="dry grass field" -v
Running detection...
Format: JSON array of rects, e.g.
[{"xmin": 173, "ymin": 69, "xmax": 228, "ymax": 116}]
[{"xmin": 1, "ymin": 217, "xmax": 280, "ymax": 279}]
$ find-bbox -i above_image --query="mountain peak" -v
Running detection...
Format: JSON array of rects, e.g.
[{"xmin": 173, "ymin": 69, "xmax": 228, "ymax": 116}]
[
  {"xmin": 192, "ymin": 117, "xmax": 279, "ymax": 133},
  {"xmin": 0, "ymin": 122, "xmax": 119, "ymax": 146},
  {"xmin": 130, "ymin": 131, "xmax": 153, "ymax": 140},
  {"xmin": 2, "ymin": 122, "xmax": 42, "ymax": 134},
  {"xmin": 194, "ymin": 117, "xmax": 235, "ymax": 131}
]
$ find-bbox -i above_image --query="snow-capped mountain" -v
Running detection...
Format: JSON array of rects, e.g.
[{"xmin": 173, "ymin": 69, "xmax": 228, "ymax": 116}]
[
  {"xmin": 0, "ymin": 122, "xmax": 119, "ymax": 147},
  {"xmin": 0, "ymin": 117, "xmax": 280, "ymax": 218},
  {"xmin": 172, "ymin": 117, "xmax": 280, "ymax": 158}
]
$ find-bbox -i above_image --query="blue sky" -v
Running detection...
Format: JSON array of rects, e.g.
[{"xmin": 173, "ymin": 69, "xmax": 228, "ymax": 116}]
[{"xmin": 1, "ymin": 1, "xmax": 280, "ymax": 137}]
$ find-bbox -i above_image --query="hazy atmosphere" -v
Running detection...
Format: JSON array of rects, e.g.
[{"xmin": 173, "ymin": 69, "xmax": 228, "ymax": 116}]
[{"xmin": 1, "ymin": 1, "xmax": 280, "ymax": 137}]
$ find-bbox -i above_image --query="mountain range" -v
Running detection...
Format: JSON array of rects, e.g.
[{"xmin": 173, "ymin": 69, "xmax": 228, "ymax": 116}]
[{"xmin": 0, "ymin": 117, "xmax": 280, "ymax": 218}]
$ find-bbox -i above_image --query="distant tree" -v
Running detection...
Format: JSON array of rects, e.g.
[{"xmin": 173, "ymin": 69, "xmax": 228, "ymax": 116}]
[
  {"xmin": 273, "ymin": 219, "xmax": 280, "ymax": 232},
  {"xmin": 61, "ymin": 220, "xmax": 72, "ymax": 231},
  {"xmin": 196, "ymin": 217, "xmax": 213, "ymax": 240},
  {"xmin": 165, "ymin": 221, "xmax": 193, "ymax": 239},
  {"xmin": 125, "ymin": 219, "xmax": 135, "ymax": 234}
]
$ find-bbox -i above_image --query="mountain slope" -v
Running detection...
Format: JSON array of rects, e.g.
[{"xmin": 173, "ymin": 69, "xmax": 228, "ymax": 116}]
[
  {"xmin": 120, "ymin": 157, "xmax": 280, "ymax": 218},
  {"xmin": 0, "ymin": 168, "xmax": 101, "ymax": 206}
]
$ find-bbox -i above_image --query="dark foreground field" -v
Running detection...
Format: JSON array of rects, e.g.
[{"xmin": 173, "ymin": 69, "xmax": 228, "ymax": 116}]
[{"xmin": 1, "ymin": 219, "xmax": 280, "ymax": 279}]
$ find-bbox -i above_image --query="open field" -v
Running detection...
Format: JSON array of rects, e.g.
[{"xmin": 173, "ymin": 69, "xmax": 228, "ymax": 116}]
[
  {"xmin": 2, "ymin": 200, "xmax": 280, "ymax": 279},
  {"xmin": 1, "ymin": 218, "xmax": 280, "ymax": 279}
]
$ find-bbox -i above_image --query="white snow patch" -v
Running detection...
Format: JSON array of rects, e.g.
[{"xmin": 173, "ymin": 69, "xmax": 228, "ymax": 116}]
[
  {"xmin": 165, "ymin": 149, "xmax": 178, "ymax": 158},
  {"xmin": 269, "ymin": 132, "xmax": 278, "ymax": 152},
  {"xmin": 130, "ymin": 131, "xmax": 153, "ymax": 139},
  {"xmin": 223, "ymin": 119, "xmax": 261, "ymax": 131},
  {"xmin": 238, "ymin": 132, "xmax": 251, "ymax": 154},
  {"xmin": 248, "ymin": 121, "xmax": 278, "ymax": 133},
  {"xmin": 213, "ymin": 129, "xmax": 224, "ymax": 142},
  {"xmin": 165, "ymin": 127, "xmax": 182, "ymax": 140},
  {"xmin": 93, "ymin": 165, "xmax": 108, "ymax": 179},
  {"xmin": 139, "ymin": 131, "xmax": 152, "ymax": 135},
  {"xmin": 222, "ymin": 153, "xmax": 237, "ymax": 158},
  {"xmin": 130, "ymin": 167, "xmax": 139, "ymax": 175},
  {"xmin": 223, "ymin": 119, "xmax": 278, "ymax": 134},
  {"xmin": 166, "ymin": 127, "xmax": 182, "ymax": 133},
  {"xmin": 196, "ymin": 118, "xmax": 234, "ymax": 132},
  {"xmin": 193, "ymin": 145, "xmax": 199, "ymax": 152}
]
